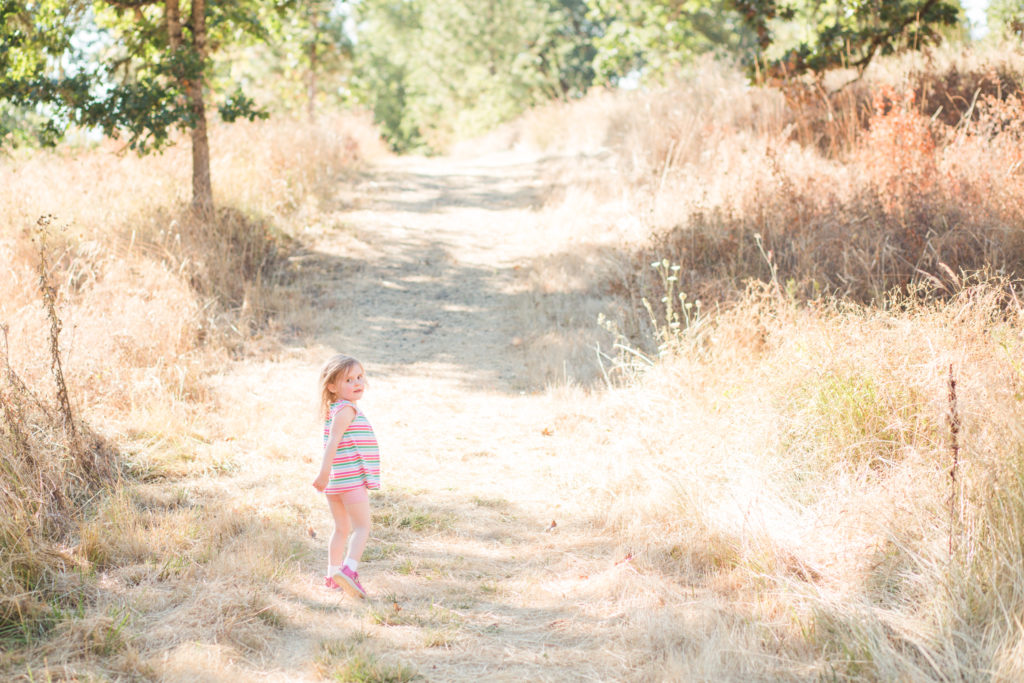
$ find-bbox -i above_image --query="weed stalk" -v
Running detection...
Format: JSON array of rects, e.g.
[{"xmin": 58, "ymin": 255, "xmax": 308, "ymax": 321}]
[
  {"xmin": 34, "ymin": 216, "xmax": 77, "ymax": 448},
  {"xmin": 947, "ymin": 363, "xmax": 961, "ymax": 557}
]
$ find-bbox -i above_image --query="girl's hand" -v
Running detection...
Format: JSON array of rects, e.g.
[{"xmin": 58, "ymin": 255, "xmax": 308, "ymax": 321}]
[{"xmin": 315, "ymin": 406, "xmax": 355, "ymax": 493}]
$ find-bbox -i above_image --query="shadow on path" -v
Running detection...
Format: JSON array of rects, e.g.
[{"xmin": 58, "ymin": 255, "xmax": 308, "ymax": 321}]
[
  {"xmin": 284, "ymin": 155, "xmax": 599, "ymax": 392},
  {"xmin": 355, "ymin": 165, "xmax": 546, "ymax": 214}
]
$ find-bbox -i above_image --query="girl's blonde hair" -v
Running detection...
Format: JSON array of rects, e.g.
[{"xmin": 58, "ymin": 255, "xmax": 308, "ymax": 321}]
[{"xmin": 318, "ymin": 354, "xmax": 363, "ymax": 419}]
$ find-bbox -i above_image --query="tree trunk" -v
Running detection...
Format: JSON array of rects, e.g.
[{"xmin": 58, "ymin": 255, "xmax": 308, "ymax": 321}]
[
  {"xmin": 189, "ymin": 88, "xmax": 213, "ymax": 213},
  {"xmin": 166, "ymin": 0, "xmax": 182, "ymax": 47},
  {"xmin": 188, "ymin": 0, "xmax": 213, "ymax": 213}
]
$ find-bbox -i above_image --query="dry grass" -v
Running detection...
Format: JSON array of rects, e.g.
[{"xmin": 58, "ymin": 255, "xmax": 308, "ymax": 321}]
[
  {"xmin": 4, "ymin": 43, "xmax": 1024, "ymax": 682},
  {"xmin": 518, "ymin": 45, "xmax": 1024, "ymax": 310},
  {"xmin": 0, "ymin": 111, "xmax": 384, "ymax": 674},
  {"xmin": 500, "ymin": 42, "xmax": 1024, "ymax": 680},
  {"xmin": 508, "ymin": 44, "xmax": 1024, "ymax": 380},
  {"xmin": 527, "ymin": 279, "xmax": 1023, "ymax": 679},
  {"xmin": 1, "ymin": 110, "xmax": 385, "ymax": 401}
]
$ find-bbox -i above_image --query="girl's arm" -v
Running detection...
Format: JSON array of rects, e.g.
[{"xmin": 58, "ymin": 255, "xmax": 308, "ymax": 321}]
[{"xmin": 312, "ymin": 406, "xmax": 357, "ymax": 492}]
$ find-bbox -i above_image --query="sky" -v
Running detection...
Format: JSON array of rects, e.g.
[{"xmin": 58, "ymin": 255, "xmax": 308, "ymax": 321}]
[{"xmin": 963, "ymin": 0, "xmax": 990, "ymax": 38}]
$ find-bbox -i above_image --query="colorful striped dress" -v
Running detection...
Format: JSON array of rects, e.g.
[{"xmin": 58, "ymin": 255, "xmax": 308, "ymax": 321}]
[{"xmin": 323, "ymin": 400, "xmax": 381, "ymax": 494}]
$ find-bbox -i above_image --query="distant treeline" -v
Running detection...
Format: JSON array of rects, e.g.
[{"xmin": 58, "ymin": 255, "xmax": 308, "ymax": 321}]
[{"xmin": 2, "ymin": 0, "xmax": 1022, "ymax": 200}]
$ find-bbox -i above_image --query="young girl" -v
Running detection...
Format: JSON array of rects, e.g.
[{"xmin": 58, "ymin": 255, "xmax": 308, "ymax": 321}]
[{"xmin": 312, "ymin": 354, "xmax": 380, "ymax": 598}]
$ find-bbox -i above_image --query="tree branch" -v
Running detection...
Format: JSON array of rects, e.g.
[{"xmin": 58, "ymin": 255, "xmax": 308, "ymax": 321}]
[
  {"xmin": 851, "ymin": 0, "xmax": 943, "ymax": 72},
  {"xmin": 105, "ymin": 0, "xmax": 160, "ymax": 8}
]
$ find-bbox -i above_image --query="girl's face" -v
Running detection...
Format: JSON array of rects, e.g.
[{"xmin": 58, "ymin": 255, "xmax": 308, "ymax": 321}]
[{"xmin": 328, "ymin": 364, "xmax": 366, "ymax": 403}]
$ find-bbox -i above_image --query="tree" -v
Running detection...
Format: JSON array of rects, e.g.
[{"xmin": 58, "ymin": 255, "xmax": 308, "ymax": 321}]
[
  {"xmin": 0, "ymin": 0, "xmax": 276, "ymax": 211},
  {"xmin": 350, "ymin": 0, "xmax": 601, "ymax": 152},
  {"xmin": 347, "ymin": 0, "xmax": 423, "ymax": 151},
  {"xmin": 586, "ymin": 0, "xmax": 961, "ymax": 85},
  {"xmin": 532, "ymin": 0, "xmax": 602, "ymax": 101},
  {"xmin": 263, "ymin": 0, "xmax": 352, "ymax": 122},
  {"xmin": 588, "ymin": 0, "xmax": 757, "ymax": 83},
  {"xmin": 987, "ymin": 0, "xmax": 1024, "ymax": 39},
  {"xmin": 0, "ymin": 0, "xmax": 91, "ymax": 146},
  {"xmin": 733, "ymin": 0, "xmax": 961, "ymax": 79},
  {"xmin": 207, "ymin": 0, "xmax": 355, "ymax": 122}
]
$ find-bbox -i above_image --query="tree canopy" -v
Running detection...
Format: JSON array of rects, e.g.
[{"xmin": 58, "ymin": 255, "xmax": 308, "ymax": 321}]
[
  {"xmin": 588, "ymin": 0, "xmax": 758, "ymax": 83},
  {"xmin": 987, "ymin": 0, "xmax": 1024, "ymax": 39},
  {"xmin": 1, "ymin": 0, "xmax": 91, "ymax": 146},
  {"xmin": 734, "ymin": 0, "xmax": 962, "ymax": 79},
  {"xmin": 0, "ymin": 0, "xmax": 282, "ymax": 208},
  {"xmin": 1, "ymin": 0, "xmax": 977, "ymax": 160}
]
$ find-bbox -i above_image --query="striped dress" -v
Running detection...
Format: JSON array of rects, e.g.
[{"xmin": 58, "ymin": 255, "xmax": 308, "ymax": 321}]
[{"xmin": 323, "ymin": 400, "xmax": 381, "ymax": 494}]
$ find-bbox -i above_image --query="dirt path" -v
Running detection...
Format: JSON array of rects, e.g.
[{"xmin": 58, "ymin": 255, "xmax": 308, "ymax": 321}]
[{"xmin": 176, "ymin": 153, "xmax": 640, "ymax": 681}]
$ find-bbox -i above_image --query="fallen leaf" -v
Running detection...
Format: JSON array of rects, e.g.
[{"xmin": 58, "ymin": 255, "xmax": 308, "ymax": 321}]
[{"xmin": 541, "ymin": 427, "xmax": 553, "ymax": 436}]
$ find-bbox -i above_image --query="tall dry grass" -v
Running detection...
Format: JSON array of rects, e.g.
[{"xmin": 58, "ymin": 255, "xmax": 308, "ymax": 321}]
[
  {"xmin": 520, "ymin": 47, "xmax": 1024, "ymax": 311},
  {"xmin": 511, "ymin": 44, "xmax": 1024, "ymax": 679},
  {"xmin": 539, "ymin": 278, "xmax": 1024, "ymax": 679},
  {"xmin": 1, "ymin": 272, "xmax": 119, "ymax": 647},
  {"xmin": 1, "ymin": 111, "xmax": 384, "ymax": 411},
  {"xmin": 0, "ymin": 111, "xmax": 384, "ymax": 653}
]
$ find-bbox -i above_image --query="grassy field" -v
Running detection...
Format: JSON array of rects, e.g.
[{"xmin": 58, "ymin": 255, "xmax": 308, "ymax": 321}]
[{"xmin": 2, "ymin": 44, "xmax": 1024, "ymax": 681}]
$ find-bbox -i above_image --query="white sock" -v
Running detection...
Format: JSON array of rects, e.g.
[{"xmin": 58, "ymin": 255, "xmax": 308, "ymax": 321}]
[
  {"xmin": 343, "ymin": 558, "xmax": 359, "ymax": 572},
  {"xmin": 328, "ymin": 564, "xmax": 341, "ymax": 577}
]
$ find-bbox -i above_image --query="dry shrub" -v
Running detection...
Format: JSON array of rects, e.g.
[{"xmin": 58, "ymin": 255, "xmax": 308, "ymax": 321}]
[
  {"xmin": 771, "ymin": 76, "xmax": 872, "ymax": 156},
  {"xmin": 1, "ymin": 231, "xmax": 115, "ymax": 646},
  {"xmin": 453, "ymin": 87, "xmax": 630, "ymax": 157},
  {"xmin": 146, "ymin": 206, "xmax": 290, "ymax": 309},
  {"xmin": 768, "ymin": 43, "xmax": 1024, "ymax": 158},
  {"xmin": 0, "ymin": 111, "xmax": 384, "ymax": 237},
  {"xmin": 514, "ymin": 48, "xmax": 1024, "ymax": 309},
  {"xmin": 0, "ymin": 111, "xmax": 382, "ymax": 410},
  {"xmin": 549, "ymin": 277, "xmax": 1024, "ymax": 678},
  {"xmin": 861, "ymin": 87, "xmax": 939, "ymax": 217},
  {"xmin": 909, "ymin": 49, "xmax": 1024, "ymax": 128},
  {"xmin": 514, "ymin": 58, "xmax": 787, "ymax": 181},
  {"xmin": 1, "ymin": 223, "xmax": 210, "ymax": 421},
  {"xmin": 626, "ymin": 81, "xmax": 1024, "ymax": 305},
  {"xmin": 511, "ymin": 47, "xmax": 1024, "ymax": 678},
  {"xmin": 608, "ymin": 67, "xmax": 785, "ymax": 184}
]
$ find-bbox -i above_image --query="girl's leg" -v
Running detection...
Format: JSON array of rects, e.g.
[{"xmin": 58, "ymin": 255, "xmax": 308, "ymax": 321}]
[
  {"xmin": 340, "ymin": 487, "xmax": 371, "ymax": 566},
  {"xmin": 325, "ymin": 494, "xmax": 351, "ymax": 570}
]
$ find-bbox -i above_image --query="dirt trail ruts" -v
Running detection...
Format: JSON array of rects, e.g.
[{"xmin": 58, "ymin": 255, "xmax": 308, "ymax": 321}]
[
  {"xmin": 181, "ymin": 152, "xmax": 639, "ymax": 682},
  {"xmin": 310, "ymin": 152, "xmax": 544, "ymax": 390}
]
